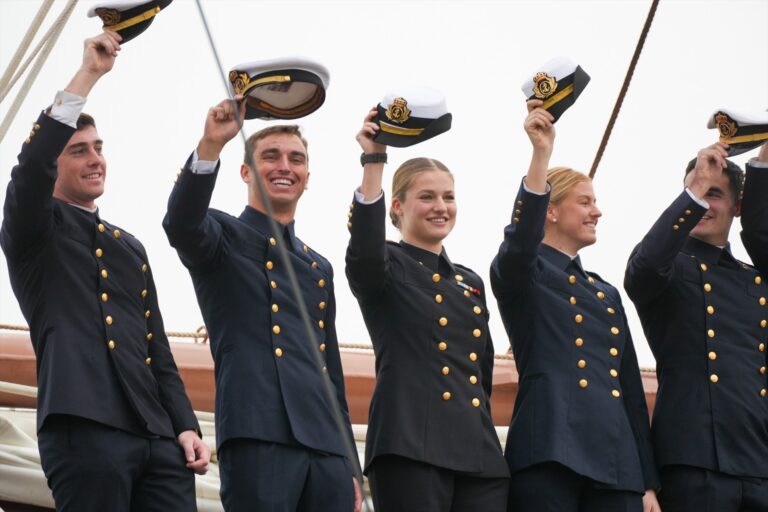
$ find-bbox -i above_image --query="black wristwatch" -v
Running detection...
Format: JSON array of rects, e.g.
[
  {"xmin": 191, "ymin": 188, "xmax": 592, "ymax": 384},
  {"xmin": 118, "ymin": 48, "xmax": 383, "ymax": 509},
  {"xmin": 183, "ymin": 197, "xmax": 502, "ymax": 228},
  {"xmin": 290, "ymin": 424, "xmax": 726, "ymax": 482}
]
[{"xmin": 360, "ymin": 152, "xmax": 388, "ymax": 166}]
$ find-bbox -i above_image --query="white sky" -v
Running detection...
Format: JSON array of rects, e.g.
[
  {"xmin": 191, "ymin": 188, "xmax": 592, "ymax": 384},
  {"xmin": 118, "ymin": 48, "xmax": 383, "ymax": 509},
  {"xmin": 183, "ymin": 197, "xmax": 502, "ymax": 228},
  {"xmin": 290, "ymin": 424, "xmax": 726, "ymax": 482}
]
[{"xmin": 1, "ymin": 0, "xmax": 767, "ymax": 367}]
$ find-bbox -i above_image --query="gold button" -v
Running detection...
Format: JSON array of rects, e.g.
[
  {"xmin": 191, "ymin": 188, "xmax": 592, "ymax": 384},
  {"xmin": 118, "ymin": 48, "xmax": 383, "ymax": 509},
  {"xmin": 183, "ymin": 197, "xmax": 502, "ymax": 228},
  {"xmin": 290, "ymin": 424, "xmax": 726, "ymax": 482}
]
[
  {"xmin": 515, "ymin": 209, "xmax": 521, "ymax": 215},
  {"xmin": 311, "ymin": 261, "xmax": 318, "ymax": 269},
  {"xmin": 145, "ymin": 357, "xmax": 152, "ymax": 365},
  {"xmin": 464, "ymin": 290, "xmax": 471, "ymax": 298},
  {"xmin": 708, "ymin": 329, "xmax": 715, "ymax": 338},
  {"xmin": 455, "ymin": 275, "xmax": 464, "ymax": 282},
  {"xmin": 438, "ymin": 342, "xmax": 447, "ymax": 351},
  {"xmin": 322, "ymin": 366, "xmax": 327, "ymax": 373},
  {"xmin": 266, "ymin": 261, "xmax": 274, "ymax": 270},
  {"xmin": 101, "ymin": 293, "xmax": 108, "ymax": 302},
  {"xmin": 612, "ymin": 390, "xmax": 621, "ymax": 398},
  {"xmin": 757, "ymin": 276, "xmax": 763, "ymax": 285},
  {"xmin": 700, "ymin": 263, "xmax": 708, "ymax": 272},
  {"xmin": 597, "ymin": 291, "xmax": 605, "ymax": 300},
  {"xmin": 762, "ymin": 320, "xmax": 768, "ymax": 328},
  {"xmin": 432, "ymin": 273, "xmax": 441, "ymax": 283},
  {"xmin": 575, "ymin": 338, "xmax": 584, "ymax": 347},
  {"xmin": 588, "ymin": 277, "xmax": 595, "ymax": 284},
  {"xmin": 759, "ymin": 343, "xmax": 766, "ymax": 352},
  {"xmin": 105, "ymin": 315, "xmax": 113, "ymax": 325},
  {"xmin": 473, "ymin": 306, "xmax": 482, "ymax": 314},
  {"xmin": 442, "ymin": 392, "xmax": 451, "ymax": 401},
  {"xmin": 347, "ymin": 212, "xmax": 353, "ymax": 218},
  {"xmin": 272, "ymin": 304, "xmax": 279, "ymax": 313},
  {"xmin": 34, "ymin": 124, "xmax": 40, "ymax": 130},
  {"xmin": 439, "ymin": 317, "xmax": 448, "ymax": 326},
  {"xmin": 685, "ymin": 209, "xmax": 692, "ymax": 215},
  {"xmin": 472, "ymin": 398, "xmax": 480, "ymax": 407},
  {"xmin": 303, "ymin": 244, "xmax": 308, "ymax": 253},
  {"xmin": 270, "ymin": 280, "xmax": 277, "ymax": 289},
  {"xmin": 98, "ymin": 223, "xmax": 106, "ymax": 233},
  {"xmin": 318, "ymin": 279, "xmax": 326, "ymax": 288},
  {"xmin": 673, "ymin": 225, "xmax": 679, "ymax": 230},
  {"xmin": 319, "ymin": 343, "xmax": 326, "ymax": 352},
  {"xmin": 760, "ymin": 297, "xmax": 766, "ymax": 306},
  {"xmin": 708, "ymin": 351, "xmax": 717, "ymax": 361},
  {"xmin": 318, "ymin": 320, "xmax": 325, "ymax": 329},
  {"xmin": 611, "ymin": 327, "xmax": 620, "ymax": 335},
  {"xmin": 473, "ymin": 328, "xmax": 482, "ymax": 338},
  {"xmin": 760, "ymin": 367, "xmax": 766, "ymax": 375},
  {"xmin": 275, "ymin": 348, "xmax": 283, "ymax": 357},
  {"xmin": 610, "ymin": 369, "xmax": 618, "ymax": 377},
  {"xmin": 318, "ymin": 301, "xmax": 326, "ymax": 310},
  {"xmin": 575, "ymin": 314, "xmax": 583, "ymax": 324},
  {"xmin": 469, "ymin": 352, "xmax": 478, "ymax": 361},
  {"xmin": 95, "ymin": 248, "xmax": 103, "ymax": 258},
  {"xmin": 577, "ymin": 359, "xmax": 586, "ymax": 369},
  {"xmin": 517, "ymin": 200, "xmax": 523, "ymax": 206},
  {"xmin": 570, "ymin": 296, "xmax": 577, "ymax": 305},
  {"xmin": 272, "ymin": 325, "xmax": 281, "ymax": 334},
  {"xmin": 707, "ymin": 305, "xmax": 714, "ymax": 315},
  {"xmin": 679, "ymin": 218, "xmax": 686, "ymax": 223},
  {"xmin": 442, "ymin": 366, "xmax": 450, "ymax": 375},
  {"xmin": 579, "ymin": 379, "xmax": 588, "ymax": 389},
  {"xmin": 269, "ymin": 237, "xmax": 277, "ymax": 246},
  {"xmin": 108, "ymin": 340, "xmax": 116, "ymax": 350},
  {"xmin": 469, "ymin": 375, "xmax": 478, "ymax": 384},
  {"xmin": 146, "ymin": 333, "xmax": 153, "ymax": 341},
  {"xmin": 145, "ymin": 310, "xmax": 151, "ymax": 318},
  {"xmin": 141, "ymin": 289, "xmax": 148, "ymax": 298},
  {"xmin": 761, "ymin": 389, "xmax": 767, "ymax": 397},
  {"xmin": 607, "ymin": 307, "xmax": 616, "ymax": 314},
  {"xmin": 568, "ymin": 275, "xmax": 576, "ymax": 284},
  {"xmin": 435, "ymin": 294, "xmax": 443, "ymax": 304},
  {"xmin": 101, "ymin": 269, "xmax": 108, "ymax": 279},
  {"xmin": 513, "ymin": 217, "xmax": 520, "ymax": 223},
  {"xmin": 347, "ymin": 222, "xmax": 352, "ymax": 228},
  {"xmin": 710, "ymin": 374, "xmax": 719, "ymax": 383},
  {"xmin": 704, "ymin": 283, "xmax": 712, "ymax": 292},
  {"xmin": 610, "ymin": 347, "xmax": 618, "ymax": 357},
  {"xmin": 112, "ymin": 229, "xmax": 120, "ymax": 238},
  {"xmin": 141, "ymin": 264, "xmax": 148, "ymax": 273}
]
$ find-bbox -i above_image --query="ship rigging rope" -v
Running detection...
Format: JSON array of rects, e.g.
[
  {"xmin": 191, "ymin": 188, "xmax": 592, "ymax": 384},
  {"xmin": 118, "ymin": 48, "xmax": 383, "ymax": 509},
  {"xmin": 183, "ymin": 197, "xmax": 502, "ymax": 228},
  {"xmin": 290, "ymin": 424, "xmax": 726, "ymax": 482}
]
[
  {"xmin": 589, "ymin": 0, "xmax": 660, "ymax": 179},
  {"xmin": 0, "ymin": 0, "xmax": 79, "ymax": 144}
]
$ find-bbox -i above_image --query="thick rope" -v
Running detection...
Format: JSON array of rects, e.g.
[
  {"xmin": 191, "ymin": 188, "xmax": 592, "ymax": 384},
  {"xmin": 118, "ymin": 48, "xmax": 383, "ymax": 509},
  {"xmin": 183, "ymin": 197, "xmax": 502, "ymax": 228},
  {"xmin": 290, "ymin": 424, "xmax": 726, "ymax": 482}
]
[
  {"xmin": 589, "ymin": 0, "xmax": 660, "ymax": 179},
  {"xmin": 0, "ymin": 0, "xmax": 55, "ymax": 100},
  {"xmin": 0, "ymin": 0, "xmax": 79, "ymax": 145}
]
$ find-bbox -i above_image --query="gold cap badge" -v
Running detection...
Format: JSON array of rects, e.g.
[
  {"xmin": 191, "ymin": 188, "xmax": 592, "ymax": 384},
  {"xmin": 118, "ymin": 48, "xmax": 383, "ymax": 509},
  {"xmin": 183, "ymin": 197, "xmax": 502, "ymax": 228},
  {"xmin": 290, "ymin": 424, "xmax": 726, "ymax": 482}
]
[
  {"xmin": 715, "ymin": 112, "xmax": 738, "ymax": 138},
  {"xmin": 229, "ymin": 71, "xmax": 250, "ymax": 95},
  {"xmin": 385, "ymin": 97, "xmax": 411, "ymax": 124},
  {"xmin": 532, "ymin": 71, "xmax": 558, "ymax": 99},
  {"xmin": 95, "ymin": 8, "xmax": 122, "ymax": 26}
]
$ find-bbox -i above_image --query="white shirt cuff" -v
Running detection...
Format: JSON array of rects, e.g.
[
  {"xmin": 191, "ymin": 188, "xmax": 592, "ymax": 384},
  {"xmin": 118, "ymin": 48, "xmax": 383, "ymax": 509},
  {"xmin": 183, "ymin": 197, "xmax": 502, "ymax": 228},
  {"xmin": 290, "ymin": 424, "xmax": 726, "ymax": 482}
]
[
  {"xmin": 522, "ymin": 178, "xmax": 550, "ymax": 196},
  {"xmin": 685, "ymin": 187, "xmax": 710, "ymax": 209},
  {"xmin": 748, "ymin": 158, "xmax": 768, "ymax": 169},
  {"xmin": 49, "ymin": 90, "xmax": 86, "ymax": 128},
  {"xmin": 190, "ymin": 149, "xmax": 218, "ymax": 175},
  {"xmin": 354, "ymin": 188, "xmax": 383, "ymax": 205}
]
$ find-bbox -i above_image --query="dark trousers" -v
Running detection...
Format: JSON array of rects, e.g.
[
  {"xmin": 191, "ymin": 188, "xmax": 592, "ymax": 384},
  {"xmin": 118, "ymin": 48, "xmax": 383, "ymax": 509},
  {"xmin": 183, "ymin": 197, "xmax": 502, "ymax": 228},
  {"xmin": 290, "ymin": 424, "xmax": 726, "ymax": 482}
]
[
  {"xmin": 368, "ymin": 454, "xmax": 509, "ymax": 512},
  {"xmin": 507, "ymin": 462, "xmax": 643, "ymax": 512},
  {"xmin": 660, "ymin": 465, "xmax": 768, "ymax": 512},
  {"xmin": 38, "ymin": 414, "xmax": 196, "ymax": 512},
  {"xmin": 218, "ymin": 438, "xmax": 354, "ymax": 512}
]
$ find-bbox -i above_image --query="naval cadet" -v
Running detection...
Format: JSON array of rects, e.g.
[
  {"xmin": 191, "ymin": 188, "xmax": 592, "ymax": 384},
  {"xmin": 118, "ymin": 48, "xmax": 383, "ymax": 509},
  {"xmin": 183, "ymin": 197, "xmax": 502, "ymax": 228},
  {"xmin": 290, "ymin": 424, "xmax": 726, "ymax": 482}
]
[
  {"xmin": 346, "ymin": 97, "xmax": 510, "ymax": 512},
  {"xmin": 490, "ymin": 100, "xmax": 660, "ymax": 512},
  {"xmin": 0, "ymin": 32, "xmax": 208, "ymax": 511},
  {"xmin": 163, "ymin": 76, "xmax": 361, "ymax": 510},
  {"xmin": 624, "ymin": 134, "xmax": 768, "ymax": 511}
]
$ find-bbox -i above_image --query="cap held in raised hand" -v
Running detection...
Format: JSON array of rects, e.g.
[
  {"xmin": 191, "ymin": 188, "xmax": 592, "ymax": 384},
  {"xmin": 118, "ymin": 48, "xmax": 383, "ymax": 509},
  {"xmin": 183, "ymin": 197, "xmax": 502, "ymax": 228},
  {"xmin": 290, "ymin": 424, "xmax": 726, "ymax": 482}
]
[
  {"xmin": 707, "ymin": 108, "xmax": 768, "ymax": 156},
  {"xmin": 88, "ymin": 1, "xmax": 173, "ymax": 43},
  {"xmin": 373, "ymin": 86, "xmax": 452, "ymax": 148},
  {"xmin": 521, "ymin": 57, "xmax": 590, "ymax": 122}
]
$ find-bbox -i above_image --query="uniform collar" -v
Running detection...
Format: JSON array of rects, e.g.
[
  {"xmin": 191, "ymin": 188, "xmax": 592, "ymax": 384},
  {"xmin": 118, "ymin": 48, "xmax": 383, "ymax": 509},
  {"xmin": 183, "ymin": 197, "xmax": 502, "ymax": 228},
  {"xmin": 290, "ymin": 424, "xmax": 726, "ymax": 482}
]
[
  {"xmin": 540, "ymin": 243, "xmax": 588, "ymax": 278},
  {"xmin": 240, "ymin": 205, "xmax": 298, "ymax": 249},
  {"xmin": 399, "ymin": 241, "xmax": 457, "ymax": 276},
  {"xmin": 683, "ymin": 236, "xmax": 734, "ymax": 266}
]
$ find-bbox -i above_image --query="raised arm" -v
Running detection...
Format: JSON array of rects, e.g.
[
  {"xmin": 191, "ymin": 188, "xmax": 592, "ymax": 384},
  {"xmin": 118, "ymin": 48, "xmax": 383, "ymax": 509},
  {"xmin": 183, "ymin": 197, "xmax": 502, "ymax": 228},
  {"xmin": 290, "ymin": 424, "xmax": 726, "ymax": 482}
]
[
  {"xmin": 163, "ymin": 97, "xmax": 245, "ymax": 270},
  {"xmin": 345, "ymin": 108, "xmax": 390, "ymax": 300},
  {"xmin": 740, "ymin": 143, "xmax": 768, "ymax": 274}
]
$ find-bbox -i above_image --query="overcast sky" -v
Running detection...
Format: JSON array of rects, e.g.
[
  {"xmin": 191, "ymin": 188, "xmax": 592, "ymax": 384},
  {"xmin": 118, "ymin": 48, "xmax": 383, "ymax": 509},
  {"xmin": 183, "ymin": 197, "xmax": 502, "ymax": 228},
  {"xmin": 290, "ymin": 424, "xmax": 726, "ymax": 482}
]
[{"xmin": 1, "ymin": 0, "xmax": 767, "ymax": 367}]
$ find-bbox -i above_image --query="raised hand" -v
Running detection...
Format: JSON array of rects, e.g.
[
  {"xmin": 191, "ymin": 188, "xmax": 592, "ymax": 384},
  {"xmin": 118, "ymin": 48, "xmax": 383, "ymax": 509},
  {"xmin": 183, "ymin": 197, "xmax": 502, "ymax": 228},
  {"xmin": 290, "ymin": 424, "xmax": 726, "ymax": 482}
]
[
  {"xmin": 356, "ymin": 107, "xmax": 387, "ymax": 155},
  {"xmin": 685, "ymin": 142, "xmax": 730, "ymax": 198},
  {"xmin": 197, "ymin": 95, "xmax": 247, "ymax": 161},
  {"xmin": 64, "ymin": 32, "xmax": 122, "ymax": 98},
  {"xmin": 524, "ymin": 99, "xmax": 555, "ymax": 155}
]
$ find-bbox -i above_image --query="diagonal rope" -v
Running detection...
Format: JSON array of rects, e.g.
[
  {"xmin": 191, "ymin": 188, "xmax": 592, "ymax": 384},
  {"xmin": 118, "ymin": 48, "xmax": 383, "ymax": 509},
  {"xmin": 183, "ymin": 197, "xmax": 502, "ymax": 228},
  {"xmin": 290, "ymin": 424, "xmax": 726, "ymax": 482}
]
[
  {"xmin": 192, "ymin": 2, "xmax": 369, "ymax": 507},
  {"xmin": 589, "ymin": 0, "xmax": 660, "ymax": 179},
  {"xmin": 0, "ymin": 0, "xmax": 79, "ymax": 145}
]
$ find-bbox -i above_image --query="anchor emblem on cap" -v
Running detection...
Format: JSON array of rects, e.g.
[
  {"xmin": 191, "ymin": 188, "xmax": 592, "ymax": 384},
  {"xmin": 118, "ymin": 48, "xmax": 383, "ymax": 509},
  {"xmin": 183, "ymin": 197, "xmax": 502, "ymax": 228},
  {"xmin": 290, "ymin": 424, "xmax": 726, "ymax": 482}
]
[
  {"xmin": 385, "ymin": 97, "xmax": 411, "ymax": 124},
  {"xmin": 532, "ymin": 72, "xmax": 558, "ymax": 99},
  {"xmin": 715, "ymin": 112, "xmax": 738, "ymax": 138}
]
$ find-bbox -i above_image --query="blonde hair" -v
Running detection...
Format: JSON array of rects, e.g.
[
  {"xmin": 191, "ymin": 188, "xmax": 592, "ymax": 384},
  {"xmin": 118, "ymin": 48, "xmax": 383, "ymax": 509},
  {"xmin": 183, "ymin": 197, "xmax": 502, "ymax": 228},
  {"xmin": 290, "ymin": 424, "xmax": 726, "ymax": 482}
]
[
  {"xmin": 390, "ymin": 157, "xmax": 453, "ymax": 229},
  {"xmin": 546, "ymin": 166, "xmax": 590, "ymax": 205}
]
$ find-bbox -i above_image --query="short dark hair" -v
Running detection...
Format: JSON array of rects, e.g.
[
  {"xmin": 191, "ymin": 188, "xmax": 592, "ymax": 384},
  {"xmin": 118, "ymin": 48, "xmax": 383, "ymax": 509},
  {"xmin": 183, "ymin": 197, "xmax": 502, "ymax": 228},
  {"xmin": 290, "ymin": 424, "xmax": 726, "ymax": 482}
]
[
  {"xmin": 244, "ymin": 125, "xmax": 308, "ymax": 164},
  {"xmin": 684, "ymin": 156, "xmax": 744, "ymax": 202},
  {"xmin": 76, "ymin": 112, "xmax": 96, "ymax": 131}
]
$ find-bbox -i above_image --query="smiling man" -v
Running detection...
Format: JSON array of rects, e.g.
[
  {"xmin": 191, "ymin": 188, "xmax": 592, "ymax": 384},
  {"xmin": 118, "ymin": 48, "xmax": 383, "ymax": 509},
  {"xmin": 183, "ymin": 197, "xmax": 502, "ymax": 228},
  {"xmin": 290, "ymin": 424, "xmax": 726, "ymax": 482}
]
[
  {"xmin": 625, "ymin": 142, "xmax": 768, "ymax": 511},
  {"xmin": 0, "ymin": 33, "xmax": 208, "ymax": 511},
  {"xmin": 163, "ymin": 96, "xmax": 361, "ymax": 512}
]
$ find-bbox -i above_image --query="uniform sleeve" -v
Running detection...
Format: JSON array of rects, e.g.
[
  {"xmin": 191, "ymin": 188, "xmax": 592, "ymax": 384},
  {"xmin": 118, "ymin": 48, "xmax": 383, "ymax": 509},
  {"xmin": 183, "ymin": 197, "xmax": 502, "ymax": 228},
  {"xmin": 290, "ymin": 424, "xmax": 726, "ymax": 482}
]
[
  {"xmin": 162, "ymin": 152, "xmax": 226, "ymax": 271},
  {"xmin": 624, "ymin": 190, "xmax": 708, "ymax": 306},
  {"xmin": 490, "ymin": 179, "xmax": 549, "ymax": 303},
  {"xmin": 345, "ymin": 193, "xmax": 390, "ymax": 301},
  {"xmin": 740, "ymin": 162, "xmax": 768, "ymax": 275},
  {"xmin": 1, "ymin": 113, "xmax": 74, "ymax": 261}
]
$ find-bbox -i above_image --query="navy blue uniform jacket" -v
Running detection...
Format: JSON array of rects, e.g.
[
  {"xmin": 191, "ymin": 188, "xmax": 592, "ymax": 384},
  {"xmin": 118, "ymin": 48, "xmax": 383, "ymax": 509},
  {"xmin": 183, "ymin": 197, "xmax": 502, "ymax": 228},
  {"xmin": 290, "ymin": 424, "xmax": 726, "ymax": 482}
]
[
  {"xmin": 163, "ymin": 155, "xmax": 355, "ymax": 459},
  {"xmin": 491, "ymin": 180, "xmax": 659, "ymax": 492},
  {"xmin": 624, "ymin": 163, "xmax": 768, "ymax": 478},
  {"xmin": 1, "ymin": 113, "xmax": 198, "ymax": 438},
  {"xmin": 345, "ymin": 195, "xmax": 509, "ymax": 477}
]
